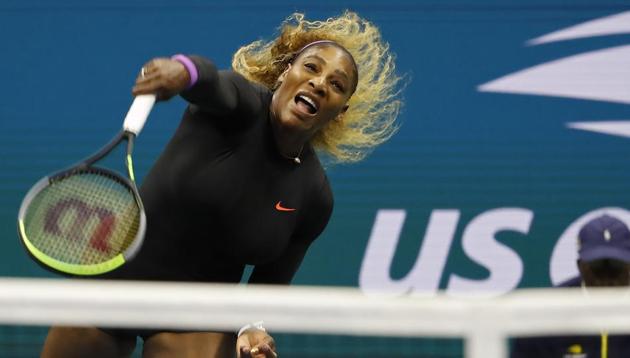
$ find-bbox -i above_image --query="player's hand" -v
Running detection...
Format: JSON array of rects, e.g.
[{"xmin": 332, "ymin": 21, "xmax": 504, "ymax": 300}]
[
  {"xmin": 236, "ymin": 328, "xmax": 278, "ymax": 358},
  {"xmin": 132, "ymin": 58, "xmax": 190, "ymax": 101}
]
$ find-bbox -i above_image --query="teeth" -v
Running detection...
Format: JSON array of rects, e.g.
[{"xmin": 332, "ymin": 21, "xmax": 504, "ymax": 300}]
[{"xmin": 299, "ymin": 95, "xmax": 318, "ymax": 111}]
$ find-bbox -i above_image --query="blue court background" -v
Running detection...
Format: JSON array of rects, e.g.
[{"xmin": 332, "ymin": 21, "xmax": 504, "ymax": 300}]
[{"xmin": 1, "ymin": 3, "xmax": 630, "ymax": 354}]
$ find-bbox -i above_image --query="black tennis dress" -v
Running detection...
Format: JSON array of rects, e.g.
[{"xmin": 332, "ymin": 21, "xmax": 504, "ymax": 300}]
[{"xmin": 105, "ymin": 56, "xmax": 333, "ymax": 286}]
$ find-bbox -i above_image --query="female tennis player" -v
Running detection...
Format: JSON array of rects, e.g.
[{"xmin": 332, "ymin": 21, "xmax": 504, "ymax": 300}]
[{"xmin": 41, "ymin": 11, "xmax": 401, "ymax": 358}]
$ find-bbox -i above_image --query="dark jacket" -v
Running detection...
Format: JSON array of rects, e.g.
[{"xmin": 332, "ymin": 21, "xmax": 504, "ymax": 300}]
[{"xmin": 510, "ymin": 277, "xmax": 630, "ymax": 358}]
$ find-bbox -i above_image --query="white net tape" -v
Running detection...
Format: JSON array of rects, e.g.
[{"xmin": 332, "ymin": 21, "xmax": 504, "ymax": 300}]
[{"xmin": 1, "ymin": 278, "xmax": 630, "ymax": 358}]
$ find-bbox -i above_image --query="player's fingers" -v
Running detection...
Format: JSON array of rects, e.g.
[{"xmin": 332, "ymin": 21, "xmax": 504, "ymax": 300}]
[
  {"xmin": 132, "ymin": 84, "xmax": 154, "ymax": 96},
  {"xmin": 267, "ymin": 338, "xmax": 276, "ymax": 351},
  {"xmin": 134, "ymin": 72, "xmax": 160, "ymax": 88},
  {"xmin": 132, "ymin": 77, "xmax": 164, "ymax": 95},
  {"xmin": 141, "ymin": 59, "xmax": 159, "ymax": 72},
  {"xmin": 143, "ymin": 58, "xmax": 174, "ymax": 76},
  {"xmin": 137, "ymin": 61, "xmax": 155, "ymax": 79},
  {"xmin": 239, "ymin": 346, "xmax": 253, "ymax": 358},
  {"xmin": 252, "ymin": 344, "xmax": 278, "ymax": 358},
  {"xmin": 135, "ymin": 58, "xmax": 168, "ymax": 83}
]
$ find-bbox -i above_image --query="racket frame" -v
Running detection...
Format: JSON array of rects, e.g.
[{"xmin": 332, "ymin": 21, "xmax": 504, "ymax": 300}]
[{"xmin": 17, "ymin": 130, "xmax": 147, "ymax": 276}]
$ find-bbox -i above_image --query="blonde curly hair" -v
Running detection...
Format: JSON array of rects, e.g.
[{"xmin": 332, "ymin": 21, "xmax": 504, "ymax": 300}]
[{"xmin": 232, "ymin": 11, "xmax": 402, "ymax": 163}]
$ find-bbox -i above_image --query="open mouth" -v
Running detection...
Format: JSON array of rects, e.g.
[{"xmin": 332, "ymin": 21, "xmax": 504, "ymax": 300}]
[{"xmin": 294, "ymin": 94, "xmax": 318, "ymax": 115}]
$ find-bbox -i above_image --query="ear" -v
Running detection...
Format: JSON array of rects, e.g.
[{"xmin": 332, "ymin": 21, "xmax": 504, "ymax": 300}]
[
  {"xmin": 334, "ymin": 104, "xmax": 349, "ymax": 122},
  {"xmin": 278, "ymin": 63, "xmax": 292, "ymax": 83}
]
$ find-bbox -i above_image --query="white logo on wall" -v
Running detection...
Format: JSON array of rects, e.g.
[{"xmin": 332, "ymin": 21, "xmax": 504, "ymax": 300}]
[
  {"xmin": 479, "ymin": 10, "xmax": 630, "ymax": 136},
  {"xmin": 359, "ymin": 12, "xmax": 630, "ymax": 297},
  {"xmin": 360, "ymin": 207, "xmax": 630, "ymax": 297}
]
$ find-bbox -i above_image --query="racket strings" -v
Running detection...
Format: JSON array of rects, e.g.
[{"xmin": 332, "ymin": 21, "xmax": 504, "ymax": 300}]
[{"xmin": 22, "ymin": 170, "xmax": 140, "ymax": 265}]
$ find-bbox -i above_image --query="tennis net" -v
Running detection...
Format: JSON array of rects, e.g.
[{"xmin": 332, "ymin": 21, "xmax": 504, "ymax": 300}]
[{"xmin": 1, "ymin": 278, "xmax": 630, "ymax": 357}]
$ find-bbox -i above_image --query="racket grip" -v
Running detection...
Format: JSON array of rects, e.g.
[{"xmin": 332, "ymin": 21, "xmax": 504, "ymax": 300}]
[{"xmin": 123, "ymin": 94, "xmax": 156, "ymax": 135}]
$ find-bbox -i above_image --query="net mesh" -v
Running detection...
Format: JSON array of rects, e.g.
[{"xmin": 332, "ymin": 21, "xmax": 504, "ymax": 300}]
[
  {"xmin": 20, "ymin": 170, "xmax": 141, "ymax": 265},
  {"xmin": 0, "ymin": 327, "xmax": 462, "ymax": 358},
  {"xmin": 2, "ymin": 279, "xmax": 630, "ymax": 358}
]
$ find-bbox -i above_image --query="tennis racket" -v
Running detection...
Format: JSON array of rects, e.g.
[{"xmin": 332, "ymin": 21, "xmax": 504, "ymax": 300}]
[{"xmin": 17, "ymin": 94, "xmax": 156, "ymax": 276}]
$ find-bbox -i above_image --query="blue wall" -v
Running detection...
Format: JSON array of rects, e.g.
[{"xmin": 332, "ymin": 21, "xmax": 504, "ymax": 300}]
[{"xmin": 2, "ymin": 0, "xmax": 630, "ymax": 294}]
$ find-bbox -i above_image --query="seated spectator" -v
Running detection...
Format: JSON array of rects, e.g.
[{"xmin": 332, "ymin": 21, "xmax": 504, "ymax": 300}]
[{"xmin": 511, "ymin": 214, "xmax": 630, "ymax": 358}]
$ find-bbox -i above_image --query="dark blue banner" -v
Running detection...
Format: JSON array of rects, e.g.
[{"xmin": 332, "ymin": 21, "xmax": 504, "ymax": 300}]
[{"xmin": 1, "ymin": 0, "xmax": 630, "ymax": 297}]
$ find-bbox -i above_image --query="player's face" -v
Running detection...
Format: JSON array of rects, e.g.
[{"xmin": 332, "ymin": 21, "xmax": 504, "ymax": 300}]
[{"xmin": 271, "ymin": 45, "xmax": 357, "ymax": 138}]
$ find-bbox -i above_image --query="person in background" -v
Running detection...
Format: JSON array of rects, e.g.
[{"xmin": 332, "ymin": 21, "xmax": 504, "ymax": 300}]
[{"xmin": 511, "ymin": 214, "xmax": 630, "ymax": 358}]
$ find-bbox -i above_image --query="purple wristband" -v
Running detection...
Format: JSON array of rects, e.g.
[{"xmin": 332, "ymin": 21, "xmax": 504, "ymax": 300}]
[{"xmin": 171, "ymin": 54, "xmax": 198, "ymax": 89}]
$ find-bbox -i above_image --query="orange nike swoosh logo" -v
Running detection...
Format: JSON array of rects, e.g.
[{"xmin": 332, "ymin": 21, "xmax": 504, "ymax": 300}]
[{"xmin": 275, "ymin": 201, "xmax": 296, "ymax": 212}]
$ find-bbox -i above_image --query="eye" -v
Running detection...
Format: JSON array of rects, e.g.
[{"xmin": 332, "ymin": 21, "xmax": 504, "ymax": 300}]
[
  {"xmin": 304, "ymin": 63, "xmax": 317, "ymax": 72},
  {"xmin": 331, "ymin": 81, "xmax": 345, "ymax": 92}
]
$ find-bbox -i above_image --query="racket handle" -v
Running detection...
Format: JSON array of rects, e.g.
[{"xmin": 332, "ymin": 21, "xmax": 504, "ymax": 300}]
[{"xmin": 123, "ymin": 94, "xmax": 156, "ymax": 135}]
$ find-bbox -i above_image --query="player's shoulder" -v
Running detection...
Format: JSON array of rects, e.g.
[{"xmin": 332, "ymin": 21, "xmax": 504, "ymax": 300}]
[
  {"xmin": 303, "ymin": 149, "xmax": 333, "ymax": 202},
  {"xmin": 220, "ymin": 70, "xmax": 271, "ymax": 98},
  {"xmin": 308, "ymin": 165, "xmax": 334, "ymax": 215},
  {"xmin": 294, "ymin": 165, "xmax": 333, "ymax": 241}
]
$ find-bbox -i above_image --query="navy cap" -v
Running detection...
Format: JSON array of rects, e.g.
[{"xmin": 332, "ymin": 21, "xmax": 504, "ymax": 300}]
[{"xmin": 578, "ymin": 214, "xmax": 630, "ymax": 263}]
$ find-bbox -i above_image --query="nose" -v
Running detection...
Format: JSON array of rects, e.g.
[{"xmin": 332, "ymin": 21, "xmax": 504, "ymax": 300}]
[{"xmin": 308, "ymin": 77, "xmax": 326, "ymax": 97}]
